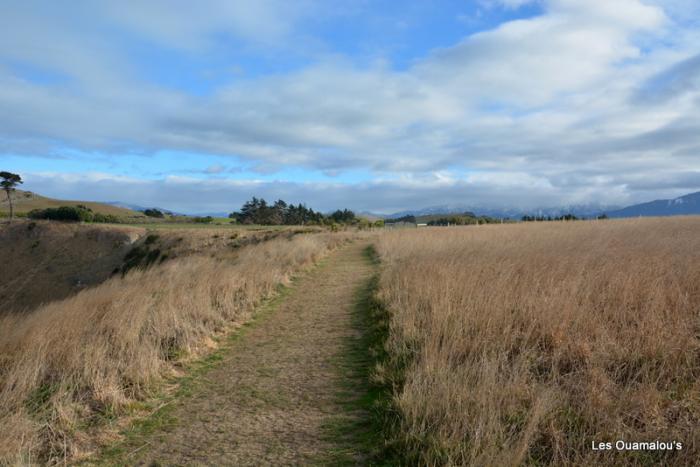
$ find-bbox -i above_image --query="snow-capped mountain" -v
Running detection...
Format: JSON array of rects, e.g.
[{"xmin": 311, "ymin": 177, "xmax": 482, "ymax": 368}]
[{"xmin": 607, "ymin": 191, "xmax": 700, "ymax": 218}]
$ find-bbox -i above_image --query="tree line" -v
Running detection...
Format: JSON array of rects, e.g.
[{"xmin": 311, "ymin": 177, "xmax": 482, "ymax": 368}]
[
  {"xmin": 521, "ymin": 214, "xmax": 608, "ymax": 222},
  {"xmin": 386, "ymin": 215, "xmax": 416, "ymax": 224},
  {"xmin": 427, "ymin": 214, "xmax": 501, "ymax": 226},
  {"xmin": 386, "ymin": 213, "xmax": 502, "ymax": 226},
  {"xmin": 28, "ymin": 205, "xmax": 120, "ymax": 223},
  {"xmin": 229, "ymin": 197, "xmax": 358, "ymax": 226}
]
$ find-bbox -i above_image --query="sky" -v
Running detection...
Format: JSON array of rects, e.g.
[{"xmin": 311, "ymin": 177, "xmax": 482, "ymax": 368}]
[{"xmin": 1, "ymin": 0, "xmax": 700, "ymax": 214}]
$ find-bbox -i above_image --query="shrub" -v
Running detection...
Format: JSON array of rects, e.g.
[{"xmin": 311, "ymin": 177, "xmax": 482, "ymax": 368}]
[
  {"xmin": 27, "ymin": 209, "xmax": 44, "ymax": 220},
  {"xmin": 92, "ymin": 213, "xmax": 121, "ymax": 223},
  {"xmin": 145, "ymin": 234, "xmax": 159, "ymax": 245},
  {"xmin": 27, "ymin": 207, "xmax": 120, "ymax": 223},
  {"xmin": 120, "ymin": 245, "xmax": 151, "ymax": 275},
  {"xmin": 28, "ymin": 206, "xmax": 94, "ymax": 222},
  {"xmin": 144, "ymin": 208, "xmax": 164, "ymax": 218}
]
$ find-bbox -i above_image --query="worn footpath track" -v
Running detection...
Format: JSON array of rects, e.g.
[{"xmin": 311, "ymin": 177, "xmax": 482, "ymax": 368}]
[{"xmin": 125, "ymin": 241, "xmax": 375, "ymax": 466}]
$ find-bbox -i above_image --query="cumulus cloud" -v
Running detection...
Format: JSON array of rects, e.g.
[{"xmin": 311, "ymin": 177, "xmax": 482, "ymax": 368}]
[{"xmin": 1, "ymin": 0, "xmax": 700, "ymax": 210}]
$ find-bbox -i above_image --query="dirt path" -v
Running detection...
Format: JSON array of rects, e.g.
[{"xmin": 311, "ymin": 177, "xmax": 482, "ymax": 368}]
[{"xmin": 124, "ymin": 241, "xmax": 376, "ymax": 466}]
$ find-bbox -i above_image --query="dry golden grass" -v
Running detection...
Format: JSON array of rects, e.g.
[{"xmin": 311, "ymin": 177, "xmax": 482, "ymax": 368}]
[
  {"xmin": 374, "ymin": 218, "xmax": 700, "ymax": 466},
  {"xmin": 0, "ymin": 230, "xmax": 350, "ymax": 465}
]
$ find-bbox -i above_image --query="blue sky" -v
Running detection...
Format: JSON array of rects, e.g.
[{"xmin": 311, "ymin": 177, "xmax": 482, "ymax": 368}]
[{"xmin": 1, "ymin": 0, "xmax": 700, "ymax": 214}]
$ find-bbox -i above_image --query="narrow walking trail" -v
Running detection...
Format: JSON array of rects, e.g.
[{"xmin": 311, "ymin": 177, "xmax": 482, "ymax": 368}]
[{"xmin": 123, "ymin": 241, "xmax": 376, "ymax": 466}]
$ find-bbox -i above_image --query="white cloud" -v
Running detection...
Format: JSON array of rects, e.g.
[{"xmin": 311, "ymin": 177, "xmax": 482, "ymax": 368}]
[
  {"xmin": 101, "ymin": 0, "xmax": 317, "ymax": 50},
  {"xmin": 421, "ymin": 0, "xmax": 666, "ymax": 106},
  {"xmin": 1, "ymin": 0, "xmax": 700, "ymax": 210}
]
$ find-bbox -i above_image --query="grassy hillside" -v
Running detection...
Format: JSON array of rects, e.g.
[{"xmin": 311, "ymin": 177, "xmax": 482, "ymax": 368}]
[
  {"xmin": 0, "ymin": 189, "xmax": 145, "ymax": 219},
  {"xmin": 0, "ymin": 222, "xmax": 145, "ymax": 313},
  {"xmin": 374, "ymin": 218, "xmax": 700, "ymax": 466},
  {"xmin": 0, "ymin": 221, "xmax": 319, "ymax": 314}
]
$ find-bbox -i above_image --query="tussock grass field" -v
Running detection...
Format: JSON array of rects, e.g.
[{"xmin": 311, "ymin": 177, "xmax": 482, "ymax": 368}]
[
  {"xmin": 374, "ymin": 218, "xmax": 700, "ymax": 466},
  {"xmin": 0, "ymin": 228, "xmax": 350, "ymax": 464}
]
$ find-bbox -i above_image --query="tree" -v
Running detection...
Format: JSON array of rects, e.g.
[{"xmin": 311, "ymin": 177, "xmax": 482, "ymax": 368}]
[
  {"xmin": 329, "ymin": 208, "xmax": 356, "ymax": 224},
  {"xmin": 1, "ymin": 171, "xmax": 22, "ymax": 222},
  {"xmin": 271, "ymin": 199, "xmax": 287, "ymax": 225},
  {"xmin": 238, "ymin": 197, "xmax": 263, "ymax": 224}
]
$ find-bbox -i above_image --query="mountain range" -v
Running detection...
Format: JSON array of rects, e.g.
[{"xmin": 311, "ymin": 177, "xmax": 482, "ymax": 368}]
[{"xmin": 606, "ymin": 191, "xmax": 700, "ymax": 218}]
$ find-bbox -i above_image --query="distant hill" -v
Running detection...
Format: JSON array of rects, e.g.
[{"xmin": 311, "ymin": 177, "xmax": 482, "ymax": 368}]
[
  {"xmin": 0, "ymin": 190, "xmax": 145, "ymax": 219},
  {"xmin": 607, "ymin": 191, "xmax": 700, "ymax": 218},
  {"xmin": 104, "ymin": 201, "xmax": 152, "ymax": 211},
  {"xmin": 105, "ymin": 201, "xmax": 185, "ymax": 216}
]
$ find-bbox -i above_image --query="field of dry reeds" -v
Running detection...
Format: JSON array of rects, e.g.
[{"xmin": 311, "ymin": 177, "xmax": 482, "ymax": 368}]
[
  {"xmin": 374, "ymin": 218, "xmax": 700, "ymax": 466},
  {"xmin": 0, "ymin": 228, "xmax": 349, "ymax": 464}
]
